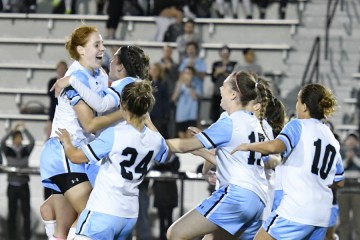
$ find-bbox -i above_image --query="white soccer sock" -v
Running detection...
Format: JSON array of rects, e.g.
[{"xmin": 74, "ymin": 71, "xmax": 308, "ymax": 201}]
[
  {"xmin": 67, "ymin": 227, "xmax": 76, "ymax": 240},
  {"xmin": 43, "ymin": 219, "xmax": 56, "ymax": 239}
]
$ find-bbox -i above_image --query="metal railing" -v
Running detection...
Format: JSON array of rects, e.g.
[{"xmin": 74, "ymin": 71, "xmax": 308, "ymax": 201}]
[
  {"xmin": 0, "ymin": 166, "xmax": 206, "ymax": 216},
  {"xmin": 325, "ymin": 0, "xmax": 342, "ymax": 60},
  {"xmin": 301, "ymin": 36, "xmax": 321, "ymax": 86}
]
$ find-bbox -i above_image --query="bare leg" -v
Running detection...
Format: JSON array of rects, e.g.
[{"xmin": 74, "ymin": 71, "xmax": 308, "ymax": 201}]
[
  {"xmin": 254, "ymin": 227, "xmax": 275, "ymax": 240},
  {"xmin": 167, "ymin": 209, "xmax": 219, "ymax": 240},
  {"xmin": 53, "ymin": 194, "xmax": 77, "ymax": 238},
  {"xmin": 63, "ymin": 181, "xmax": 92, "ymax": 226}
]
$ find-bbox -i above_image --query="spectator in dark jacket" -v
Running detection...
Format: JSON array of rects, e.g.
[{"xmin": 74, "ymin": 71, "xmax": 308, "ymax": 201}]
[
  {"xmin": 152, "ymin": 154, "xmax": 180, "ymax": 240},
  {"xmin": 1, "ymin": 122, "xmax": 35, "ymax": 240},
  {"xmin": 150, "ymin": 63, "xmax": 171, "ymax": 138}
]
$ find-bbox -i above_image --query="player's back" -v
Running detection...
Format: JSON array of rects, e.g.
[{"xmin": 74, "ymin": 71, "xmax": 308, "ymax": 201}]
[
  {"xmin": 86, "ymin": 121, "xmax": 166, "ymax": 218},
  {"xmin": 277, "ymin": 118, "xmax": 341, "ymax": 227}
]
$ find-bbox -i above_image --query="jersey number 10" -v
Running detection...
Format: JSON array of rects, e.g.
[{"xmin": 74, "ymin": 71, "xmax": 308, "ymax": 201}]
[{"xmin": 311, "ymin": 139, "xmax": 336, "ymax": 180}]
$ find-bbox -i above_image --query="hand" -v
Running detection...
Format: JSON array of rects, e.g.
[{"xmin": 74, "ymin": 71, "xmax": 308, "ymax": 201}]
[
  {"xmin": 55, "ymin": 128, "xmax": 72, "ymax": 145},
  {"xmin": 230, "ymin": 144, "xmax": 249, "ymax": 155},
  {"xmin": 206, "ymin": 170, "xmax": 217, "ymax": 186},
  {"xmin": 50, "ymin": 76, "xmax": 71, "ymax": 97},
  {"xmin": 188, "ymin": 126, "xmax": 201, "ymax": 136},
  {"xmin": 14, "ymin": 121, "xmax": 25, "ymax": 131}
]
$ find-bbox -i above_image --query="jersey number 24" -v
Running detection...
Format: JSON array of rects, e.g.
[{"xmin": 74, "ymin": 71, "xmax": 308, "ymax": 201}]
[{"xmin": 120, "ymin": 147, "xmax": 154, "ymax": 180}]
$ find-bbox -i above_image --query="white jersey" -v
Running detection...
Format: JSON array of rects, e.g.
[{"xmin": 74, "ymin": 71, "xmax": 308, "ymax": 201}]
[
  {"xmin": 276, "ymin": 118, "xmax": 345, "ymax": 227},
  {"xmin": 50, "ymin": 61, "xmax": 108, "ymax": 147},
  {"xmin": 81, "ymin": 121, "xmax": 168, "ymax": 218},
  {"xmin": 196, "ymin": 111, "xmax": 268, "ymax": 204}
]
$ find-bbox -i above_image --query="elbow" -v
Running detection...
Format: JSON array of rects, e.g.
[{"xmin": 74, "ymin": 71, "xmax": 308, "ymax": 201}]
[
  {"xmin": 336, "ymin": 179, "xmax": 345, "ymax": 188},
  {"xmin": 83, "ymin": 122, "xmax": 98, "ymax": 133}
]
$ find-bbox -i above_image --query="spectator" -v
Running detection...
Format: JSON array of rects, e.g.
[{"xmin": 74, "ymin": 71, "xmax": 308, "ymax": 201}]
[
  {"xmin": 105, "ymin": 0, "xmax": 124, "ymax": 39},
  {"xmin": 216, "ymin": 0, "xmax": 252, "ymax": 18},
  {"xmin": 158, "ymin": 45, "xmax": 179, "ymax": 138},
  {"xmin": 152, "ymin": 154, "xmax": 180, "ymax": 240},
  {"xmin": 95, "ymin": 0, "xmax": 106, "ymax": 15},
  {"xmin": 235, "ymin": 48, "xmax": 263, "ymax": 76},
  {"xmin": 52, "ymin": 0, "xmax": 76, "ymax": 14},
  {"xmin": 210, "ymin": 45, "xmax": 237, "ymax": 122},
  {"xmin": 153, "ymin": 0, "xmax": 184, "ymax": 42},
  {"xmin": 1, "ymin": 122, "xmax": 35, "ymax": 240},
  {"xmin": 149, "ymin": 63, "xmax": 171, "ymax": 138},
  {"xmin": 171, "ymin": 66, "xmax": 202, "ymax": 138},
  {"xmin": 176, "ymin": 19, "xmax": 201, "ymax": 61},
  {"xmin": 178, "ymin": 41, "xmax": 206, "ymax": 93},
  {"xmin": 186, "ymin": 0, "xmax": 213, "ymax": 18},
  {"xmin": 254, "ymin": 0, "xmax": 288, "ymax": 19},
  {"xmin": 159, "ymin": 45, "xmax": 179, "ymax": 95},
  {"xmin": 338, "ymin": 133, "xmax": 360, "ymax": 240}
]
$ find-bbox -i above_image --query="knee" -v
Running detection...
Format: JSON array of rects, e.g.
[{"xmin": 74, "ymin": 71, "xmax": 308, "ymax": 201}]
[
  {"xmin": 40, "ymin": 202, "xmax": 54, "ymax": 221},
  {"xmin": 167, "ymin": 224, "xmax": 180, "ymax": 240}
]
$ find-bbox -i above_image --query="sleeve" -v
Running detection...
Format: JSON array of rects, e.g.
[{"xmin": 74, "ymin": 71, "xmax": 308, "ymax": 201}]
[
  {"xmin": 80, "ymin": 127, "xmax": 114, "ymax": 164},
  {"xmin": 64, "ymin": 71, "xmax": 90, "ymax": 106},
  {"xmin": 195, "ymin": 116, "xmax": 233, "ymax": 149},
  {"xmin": 334, "ymin": 155, "xmax": 345, "ymax": 182},
  {"xmin": 69, "ymin": 75, "xmax": 117, "ymax": 112},
  {"xmin": 272, "ymin": 190, "xmax": 284, "ymax": 211},
  {"xmin": 112, "ymin": 77, "xmax": 137, "ymax": 99},
  {"xmin": 23, "ymin": 129, "xmax": 35, "ymax": 154},
  {"xmin": 154, "ymin": 137, "xmax": 169, "ymax": 164},
  {"xmin": 0, "ymin": 130, "xmax": 12, "ymax": 154},
  {"xmin": 276, "ymin": 119, "xmax": 302, "ymax": 158}
]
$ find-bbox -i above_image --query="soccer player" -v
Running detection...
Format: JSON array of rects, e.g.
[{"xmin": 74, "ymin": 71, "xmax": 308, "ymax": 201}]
[
  {"xmin": 165, "ymin": 71, "xmax": 268, "ymax": 239},
  {"xmin": 231, "ymin": 83, "xmax": 345, "ymax": 240},
  {"xmin": 56, "ymin": 80, "xmax": 169, "ymax": 239}
]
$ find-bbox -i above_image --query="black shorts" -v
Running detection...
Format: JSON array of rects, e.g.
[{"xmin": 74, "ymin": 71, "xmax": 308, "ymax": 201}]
[{"xmin": 50, "ymin": 173, "xmax": 89, "ymax": 194}]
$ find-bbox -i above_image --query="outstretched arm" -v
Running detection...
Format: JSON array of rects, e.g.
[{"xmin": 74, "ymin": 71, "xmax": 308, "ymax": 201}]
[
  {"xmin": 231, "ymin": 139, "xmax": 286, "ymax": 155},
  {"xmin": 56, "ymin": 128, "xmax": 89, "ymax": 164},
  {"xmin": 166, "ymin": 137, "xmax": 204, "ymax": 153}
]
